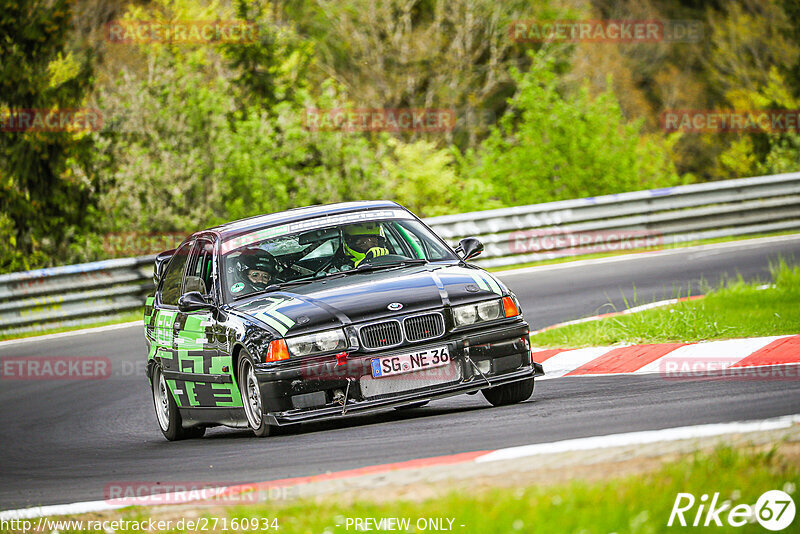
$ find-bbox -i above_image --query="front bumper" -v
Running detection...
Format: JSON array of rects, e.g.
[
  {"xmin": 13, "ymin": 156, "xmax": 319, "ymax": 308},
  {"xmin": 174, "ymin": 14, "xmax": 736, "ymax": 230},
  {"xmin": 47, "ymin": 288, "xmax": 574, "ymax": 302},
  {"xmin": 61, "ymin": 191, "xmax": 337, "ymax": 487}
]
[{"xmin": 253, "ymin": 321, "xmax": 544, "ymax": 426}]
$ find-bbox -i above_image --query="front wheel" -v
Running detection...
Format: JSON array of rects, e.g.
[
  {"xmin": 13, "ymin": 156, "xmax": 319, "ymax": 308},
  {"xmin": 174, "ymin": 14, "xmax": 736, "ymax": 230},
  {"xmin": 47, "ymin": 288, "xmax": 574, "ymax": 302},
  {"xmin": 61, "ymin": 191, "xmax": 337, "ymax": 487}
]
[
  {"xmin": 238, "ymin": 350, "xmax": 273, "ymax": 437},
  {"xmin": 152, "ymin": 365, "xmax": 204, "ymax": 440},
  {"xmin": 481, "ymin": 378, "xmax": 535, "ymax": 407}
]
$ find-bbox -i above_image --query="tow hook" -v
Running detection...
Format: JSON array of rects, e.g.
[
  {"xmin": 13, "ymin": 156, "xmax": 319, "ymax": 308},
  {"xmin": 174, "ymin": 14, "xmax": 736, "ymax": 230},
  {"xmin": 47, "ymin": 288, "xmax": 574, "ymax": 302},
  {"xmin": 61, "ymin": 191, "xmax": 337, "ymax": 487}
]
[{"xmin": 333, "ymin": 378, "xmax": 354, "ymax": 415}]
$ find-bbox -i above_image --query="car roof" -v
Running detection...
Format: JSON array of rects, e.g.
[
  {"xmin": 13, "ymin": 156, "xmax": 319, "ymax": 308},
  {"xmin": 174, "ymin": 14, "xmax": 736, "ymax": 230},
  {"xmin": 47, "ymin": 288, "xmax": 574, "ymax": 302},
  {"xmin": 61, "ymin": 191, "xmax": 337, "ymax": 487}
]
[{"xmin": 199, "ymin": 200, "xmax": 406, "ymax": 241}]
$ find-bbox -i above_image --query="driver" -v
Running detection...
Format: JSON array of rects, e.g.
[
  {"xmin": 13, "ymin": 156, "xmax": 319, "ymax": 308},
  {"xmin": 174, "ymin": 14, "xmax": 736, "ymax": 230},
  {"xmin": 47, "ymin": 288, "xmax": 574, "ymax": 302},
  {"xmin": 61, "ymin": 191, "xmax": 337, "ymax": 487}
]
[
  {"xmin": 234, "ymin": 249, "xmax": 277, "ymax": 294},
  {"xmin": 342, "ymin": 223, "xmax": 389, "ymax": 268}
]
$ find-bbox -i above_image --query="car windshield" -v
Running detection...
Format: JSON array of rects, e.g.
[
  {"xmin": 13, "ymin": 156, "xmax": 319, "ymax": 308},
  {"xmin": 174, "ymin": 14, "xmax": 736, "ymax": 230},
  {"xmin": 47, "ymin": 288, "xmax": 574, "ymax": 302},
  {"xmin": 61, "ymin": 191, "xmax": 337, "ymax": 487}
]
[{"xmin": 220, "ymin": 218, "xmax": 457, "ymax": 300}]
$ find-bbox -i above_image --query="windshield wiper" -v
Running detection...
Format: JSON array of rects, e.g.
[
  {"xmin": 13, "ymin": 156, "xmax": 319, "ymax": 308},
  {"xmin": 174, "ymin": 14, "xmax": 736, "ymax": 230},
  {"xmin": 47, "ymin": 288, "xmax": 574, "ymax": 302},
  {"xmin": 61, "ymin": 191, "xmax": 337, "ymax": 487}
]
[
  {"xmin": 236, "ymin": 260, "xmax": 429, "ymax": 298},
  {"xmin": 240, "ymin": 276, "xmax": 326, "ymax": 298}
]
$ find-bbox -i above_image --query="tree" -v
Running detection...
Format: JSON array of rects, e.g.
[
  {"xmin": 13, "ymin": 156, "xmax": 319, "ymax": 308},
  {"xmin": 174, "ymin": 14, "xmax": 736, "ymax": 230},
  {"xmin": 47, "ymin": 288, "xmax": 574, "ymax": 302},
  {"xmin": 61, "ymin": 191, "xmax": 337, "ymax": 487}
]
[
  {"xmin": 466, "ymin": 51, "xmax": 683, "ymax": 206},
  {"xmin": 0, "ymin": 0, "xmax": 97, "ymax": 272},
  {"xmin": 280, "ymin": 0, "xmax": 565, "ymax": 150}
]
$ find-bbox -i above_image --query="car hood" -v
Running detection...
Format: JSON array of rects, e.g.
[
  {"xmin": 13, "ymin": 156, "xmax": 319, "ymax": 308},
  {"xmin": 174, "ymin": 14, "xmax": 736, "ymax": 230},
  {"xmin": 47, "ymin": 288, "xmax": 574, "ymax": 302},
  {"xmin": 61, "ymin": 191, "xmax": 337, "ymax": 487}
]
[{"xmin": 228, "ymin": 263, "xmax": 507, "ymax": 336}]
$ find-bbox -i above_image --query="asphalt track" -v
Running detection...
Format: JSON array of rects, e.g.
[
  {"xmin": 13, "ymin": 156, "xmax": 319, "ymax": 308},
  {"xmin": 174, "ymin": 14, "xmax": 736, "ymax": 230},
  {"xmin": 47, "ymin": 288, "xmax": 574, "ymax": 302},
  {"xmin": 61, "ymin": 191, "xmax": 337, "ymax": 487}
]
[{"xmin": 1, "ymin": 236, "xmax": 799, "ymax": 510}]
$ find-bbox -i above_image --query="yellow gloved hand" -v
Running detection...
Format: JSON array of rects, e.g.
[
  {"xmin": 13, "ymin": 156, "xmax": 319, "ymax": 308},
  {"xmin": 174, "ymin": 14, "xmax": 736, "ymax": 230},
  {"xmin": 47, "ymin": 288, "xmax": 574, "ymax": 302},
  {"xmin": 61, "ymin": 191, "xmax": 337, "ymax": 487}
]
[{"xmin": 355, "ymin": 247, "xmax": 389, "ymax": 267}]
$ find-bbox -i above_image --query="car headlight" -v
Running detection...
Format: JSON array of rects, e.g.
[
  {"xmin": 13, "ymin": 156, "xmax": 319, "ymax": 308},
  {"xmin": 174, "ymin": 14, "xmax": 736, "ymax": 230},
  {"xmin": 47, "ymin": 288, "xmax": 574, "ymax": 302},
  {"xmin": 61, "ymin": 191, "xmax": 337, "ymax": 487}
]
[
  {"xmin": 453, "ymin": 299, "xmax": 503, "ymax": 327},
  {"xmin": 453, "ymin": 304, "xmax": 477, "ymax": 325},
  {"xmin": 477, "ymin": 299, "xmax": 502, "ymax": 321},
  {"xmin": 285, "ymin": 328, "xmax": 347, "ymax": 357}
]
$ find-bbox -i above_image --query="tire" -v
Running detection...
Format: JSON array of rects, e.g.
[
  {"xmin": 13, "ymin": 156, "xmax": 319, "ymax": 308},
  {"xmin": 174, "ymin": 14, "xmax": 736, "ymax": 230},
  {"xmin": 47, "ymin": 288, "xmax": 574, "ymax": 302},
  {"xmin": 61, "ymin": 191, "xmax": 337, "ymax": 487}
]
[
  {"xmin": 394, "ymin": 401, "xmax": 430, "ymax": 410},
  {"xmin": 481, "ymin": 378, "xmax": 535, "ymax": 407},
  {"xmin": 238, "ymin": 349, "xmax": 273, "ymax": 437},
  {"xmin": 152, "ymin": 365, "xmax": 204, "ymax": 440}
]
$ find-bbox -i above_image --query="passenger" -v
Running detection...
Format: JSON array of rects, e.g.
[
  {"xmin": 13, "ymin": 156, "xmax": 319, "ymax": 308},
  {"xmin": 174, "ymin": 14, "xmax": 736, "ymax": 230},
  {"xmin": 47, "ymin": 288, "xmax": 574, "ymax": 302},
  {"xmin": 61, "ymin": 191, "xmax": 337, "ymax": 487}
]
[{"xmin": 232, "ymin": 250, "xmax": 277, "ymax": 295}]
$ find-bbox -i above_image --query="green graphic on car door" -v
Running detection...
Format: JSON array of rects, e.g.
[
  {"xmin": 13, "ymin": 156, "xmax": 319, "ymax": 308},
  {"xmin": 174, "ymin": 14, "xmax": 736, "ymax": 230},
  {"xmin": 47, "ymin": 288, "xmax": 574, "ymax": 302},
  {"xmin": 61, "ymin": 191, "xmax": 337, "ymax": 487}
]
[
  {"xmin": 149, "ymin": 309, "xmax": 243, "ymax": 409},
  {"xmin": 174, "ymin": 313, "xmax": 242, "ymax": 408}
]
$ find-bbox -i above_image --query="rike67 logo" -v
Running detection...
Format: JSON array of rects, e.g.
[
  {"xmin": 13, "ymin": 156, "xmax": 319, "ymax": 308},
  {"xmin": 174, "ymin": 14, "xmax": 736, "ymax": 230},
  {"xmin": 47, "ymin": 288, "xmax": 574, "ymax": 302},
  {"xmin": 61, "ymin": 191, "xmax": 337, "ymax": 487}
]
[{"xmin": 668, "ymin": 490, "xmax": 795, "ymax": 530}]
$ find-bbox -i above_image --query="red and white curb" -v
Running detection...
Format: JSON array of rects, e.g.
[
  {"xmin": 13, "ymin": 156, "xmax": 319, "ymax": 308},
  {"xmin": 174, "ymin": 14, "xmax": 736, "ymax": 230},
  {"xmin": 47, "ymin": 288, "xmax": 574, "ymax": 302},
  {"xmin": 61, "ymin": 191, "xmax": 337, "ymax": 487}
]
[
  {"xmin": 3, "ymin": 413, "xmax": 799, "ymax": 521},
  {"xmin": 534, "ymin": 334, "xmax": 800, "ymax": 379}
]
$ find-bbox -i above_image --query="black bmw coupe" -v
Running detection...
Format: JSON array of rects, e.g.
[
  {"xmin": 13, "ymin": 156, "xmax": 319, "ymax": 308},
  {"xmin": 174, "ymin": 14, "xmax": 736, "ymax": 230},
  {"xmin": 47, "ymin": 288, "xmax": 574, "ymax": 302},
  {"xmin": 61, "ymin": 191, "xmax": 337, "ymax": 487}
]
[{"xmin": 144, "ymin": 201, "xmax": 543, "ymax": 440}]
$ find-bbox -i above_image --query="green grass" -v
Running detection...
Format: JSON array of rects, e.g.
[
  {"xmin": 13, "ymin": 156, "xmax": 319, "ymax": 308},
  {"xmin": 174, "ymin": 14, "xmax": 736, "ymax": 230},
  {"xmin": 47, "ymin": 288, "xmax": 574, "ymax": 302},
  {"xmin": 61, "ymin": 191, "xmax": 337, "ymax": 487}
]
[
  {"xmin": 531, "ymin": 262, "xmax": 800, "ymax": 348},
  {"xmin": 10, "ymin": 444, "xmax": 797, "ymax": 533},
  {"xmin": 234, "ymin": 446, "xmax": 798, "ymax": 534},
  {"xmin": 488, "ymin": 230, "xmax": 800, "ymax": 272},
  {"xmin": 0, "ymin": 309, "xmax": 143, "ymax": 342}
]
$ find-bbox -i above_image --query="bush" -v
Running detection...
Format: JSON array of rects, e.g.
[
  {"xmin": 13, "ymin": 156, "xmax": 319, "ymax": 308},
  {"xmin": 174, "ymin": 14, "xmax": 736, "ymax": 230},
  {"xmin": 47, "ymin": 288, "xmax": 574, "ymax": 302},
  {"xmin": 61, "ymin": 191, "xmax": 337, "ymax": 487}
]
[{"xmin": 465, "ymin": 51, "xmax": 685, "ymax": 206}]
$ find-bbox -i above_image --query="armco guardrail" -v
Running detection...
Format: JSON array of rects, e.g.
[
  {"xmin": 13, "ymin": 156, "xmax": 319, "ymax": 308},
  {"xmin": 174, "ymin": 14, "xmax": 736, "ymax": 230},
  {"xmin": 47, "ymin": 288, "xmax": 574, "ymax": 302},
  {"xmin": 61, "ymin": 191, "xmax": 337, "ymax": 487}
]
[
  {"xmin": 0, "ymin": 257, "xmax": 155, "ymax": 336},
  {"xmin": 2, "ymin": 172, "xmax": 800, "ymax": 335},
  {"xmin": 427, "ymin": 171, "xmax": 800, "ymax": 268}
]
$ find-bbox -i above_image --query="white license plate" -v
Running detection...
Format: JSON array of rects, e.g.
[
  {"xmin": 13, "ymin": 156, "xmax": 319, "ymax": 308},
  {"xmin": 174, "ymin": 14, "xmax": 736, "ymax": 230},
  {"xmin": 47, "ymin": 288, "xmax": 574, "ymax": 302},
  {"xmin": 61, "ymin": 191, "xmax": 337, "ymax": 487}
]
[{"xmin": 371, "ymin": 346, "xmax": 450, "ymax": 378}]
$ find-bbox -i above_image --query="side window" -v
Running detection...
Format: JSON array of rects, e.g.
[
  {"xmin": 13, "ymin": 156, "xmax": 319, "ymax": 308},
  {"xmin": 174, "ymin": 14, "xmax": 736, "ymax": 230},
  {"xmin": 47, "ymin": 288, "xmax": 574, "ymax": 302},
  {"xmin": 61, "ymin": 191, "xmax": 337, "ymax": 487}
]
[
  {"xmin": 185, "ymin": 239, "xmax": 214, "ymax": 296},
  {"xmin": 160, "ymin": 241, "xmax": 193, "ymax": 306}
]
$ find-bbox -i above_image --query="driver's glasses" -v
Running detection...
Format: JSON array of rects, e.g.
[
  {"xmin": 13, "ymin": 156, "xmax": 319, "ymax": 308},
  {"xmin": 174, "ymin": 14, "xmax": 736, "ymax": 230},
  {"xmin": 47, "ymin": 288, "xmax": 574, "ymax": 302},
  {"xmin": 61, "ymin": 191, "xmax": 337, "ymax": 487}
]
[
  {"xmin": 248, "ymin": 270, "xmax": 271, "ymax": 284},
  {"xmin": 351, "ymin": 235, "xmax": 385, "ymax": 251}
]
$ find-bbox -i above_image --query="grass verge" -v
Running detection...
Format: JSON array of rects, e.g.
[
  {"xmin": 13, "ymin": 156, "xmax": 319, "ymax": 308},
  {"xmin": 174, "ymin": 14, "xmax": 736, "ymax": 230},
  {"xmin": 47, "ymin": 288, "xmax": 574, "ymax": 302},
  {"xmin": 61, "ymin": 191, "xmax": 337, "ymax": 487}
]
[
  {"xmin": 8, "ymin": 443, "xmax": 798, "ymax": 533},
  {"xmin": 531, "ymin": 262, "xmax": 800, "ymax": 348},
  {"xmin": 261, "ymin": 445, "xmax": 797, "ymax": 533}
]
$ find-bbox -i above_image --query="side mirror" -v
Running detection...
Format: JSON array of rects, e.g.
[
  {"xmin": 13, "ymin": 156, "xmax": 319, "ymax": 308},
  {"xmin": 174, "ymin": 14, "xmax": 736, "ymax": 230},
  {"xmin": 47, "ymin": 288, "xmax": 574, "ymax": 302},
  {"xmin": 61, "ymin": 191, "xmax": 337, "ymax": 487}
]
[
  {"xmin": 455, "ymin": 237, "xmax": 484, "ymax": 261},
  {"xmin": 178, "ymin": 291, "xmax": 214, "ymax": 313}
]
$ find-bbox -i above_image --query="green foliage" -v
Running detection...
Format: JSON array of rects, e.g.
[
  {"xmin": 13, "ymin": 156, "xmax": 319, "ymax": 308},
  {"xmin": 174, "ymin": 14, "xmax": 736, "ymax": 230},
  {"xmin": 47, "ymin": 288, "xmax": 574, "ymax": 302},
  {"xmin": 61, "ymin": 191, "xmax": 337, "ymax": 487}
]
[
  {"xmin": 216, "ymin": 97, "xmax": 391, "ymax": 222},
  {"xmin": 465, "ymin": 52, "xmax": 683, "ymax": 206},
  {"xmin": 762, "ymin": 134, "xmax": 800, "ymax": 174},
  {"xmin": 5, "ymin": 0, "xmax": 800, "ymax": 274},
  {"xmin": 282, "ymin": 0, "xmax": 561, "ymax": 150},
  {"xmin": 706, "ymin": 0, "xmax": 800, "ymax": 179},
  {"xmin": 222, "ymin": 0, "xmax": 314, "ymax": 107},
  {"xmin": 382, "ymin": 139, "xmax": 460, "ymax": 217},
  {"xmin": 0, "ymin": 0, "xmax": 97, "ymax": 272},
  {"xmin": 94, "ymin": 7, "xmax": 390, "ymax": 235}
]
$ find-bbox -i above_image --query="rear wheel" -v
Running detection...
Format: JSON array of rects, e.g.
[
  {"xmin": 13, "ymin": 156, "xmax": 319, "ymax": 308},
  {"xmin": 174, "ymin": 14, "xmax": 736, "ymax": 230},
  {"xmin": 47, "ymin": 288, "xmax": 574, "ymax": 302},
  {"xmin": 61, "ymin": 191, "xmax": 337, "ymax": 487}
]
[
  {"xmin": 482, "ymin": 378, "xmax": 534, "ymax": 407},
  {"xmin": 238, "ymin": 350, "xmax": 273, "ymax": 437},
  {"xmin": 152, "ymin": 365, "xmax": 204, "ymax": 440}
]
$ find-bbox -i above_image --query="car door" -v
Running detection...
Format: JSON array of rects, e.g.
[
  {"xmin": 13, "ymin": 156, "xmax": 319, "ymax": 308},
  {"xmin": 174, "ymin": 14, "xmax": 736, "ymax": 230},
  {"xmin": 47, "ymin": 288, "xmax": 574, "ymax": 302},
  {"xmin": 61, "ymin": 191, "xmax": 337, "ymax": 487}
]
[
  {"xmin": 150, "ymin": 239, "xmax": 193, "ymax": 406},
  {"xmin": 174, "ymin": 238, "xmax": 239, "ymax": 408}
]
